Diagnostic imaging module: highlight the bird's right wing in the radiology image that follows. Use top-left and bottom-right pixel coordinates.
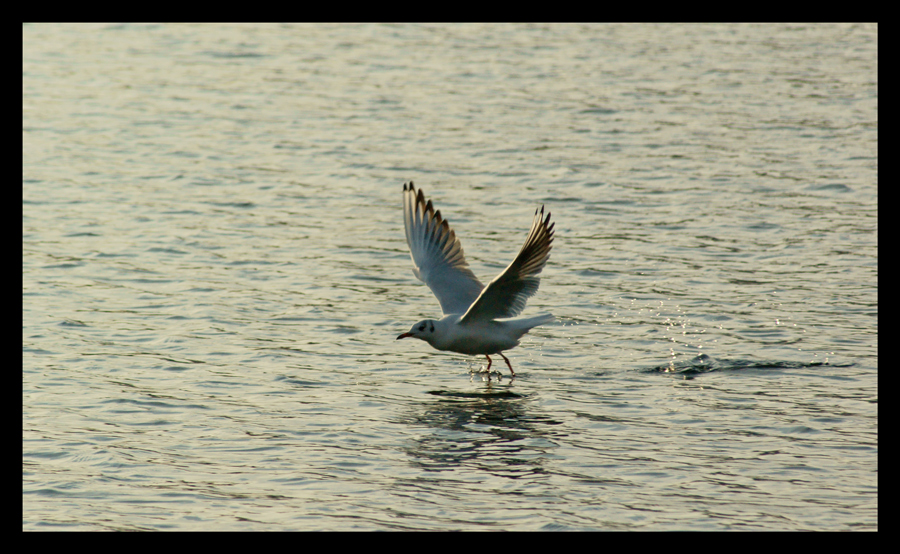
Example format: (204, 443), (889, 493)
(403, 182), (484, 315)
(458, 205), (554, 324)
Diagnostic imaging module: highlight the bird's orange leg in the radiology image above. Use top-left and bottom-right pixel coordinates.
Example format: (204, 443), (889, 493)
(485, 355), (493, 370)
(499, 352), (515, 376)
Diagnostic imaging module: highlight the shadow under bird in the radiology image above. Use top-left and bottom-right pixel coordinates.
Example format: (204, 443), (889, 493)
(396, 182), (555, 376)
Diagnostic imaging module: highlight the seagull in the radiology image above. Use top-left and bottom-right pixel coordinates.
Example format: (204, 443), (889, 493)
(396, 182), (555, 376)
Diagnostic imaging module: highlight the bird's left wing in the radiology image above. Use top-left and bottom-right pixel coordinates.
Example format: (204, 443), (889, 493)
(403, 182), (484, 315)
(458, 205), (554, 324)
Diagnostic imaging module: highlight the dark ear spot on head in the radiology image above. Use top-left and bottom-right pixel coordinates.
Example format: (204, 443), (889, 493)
(429, 322), (434, 333)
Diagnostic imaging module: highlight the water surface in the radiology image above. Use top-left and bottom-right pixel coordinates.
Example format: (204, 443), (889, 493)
(23, 23), (877, 530)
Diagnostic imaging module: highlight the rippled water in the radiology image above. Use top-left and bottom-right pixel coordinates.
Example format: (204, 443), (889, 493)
(23, 23), (877, 530)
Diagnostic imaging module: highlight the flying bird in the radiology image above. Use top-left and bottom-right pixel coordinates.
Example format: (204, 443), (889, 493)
(396, 182), (554, 376)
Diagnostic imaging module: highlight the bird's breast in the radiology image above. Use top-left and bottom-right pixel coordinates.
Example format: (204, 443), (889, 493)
(432, 321), (520, 355)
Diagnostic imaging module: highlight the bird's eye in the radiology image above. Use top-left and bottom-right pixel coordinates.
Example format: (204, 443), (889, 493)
(419, 324), (425, 331)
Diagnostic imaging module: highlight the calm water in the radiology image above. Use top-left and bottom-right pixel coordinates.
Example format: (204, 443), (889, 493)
(23, 23), (877, 530)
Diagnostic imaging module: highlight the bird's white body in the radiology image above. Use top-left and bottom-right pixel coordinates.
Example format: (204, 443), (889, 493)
(411, 313), (555, 356)
(396, 182), (555, 375)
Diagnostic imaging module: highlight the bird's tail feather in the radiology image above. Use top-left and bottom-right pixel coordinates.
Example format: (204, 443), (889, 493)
(507, 314), (554, 335)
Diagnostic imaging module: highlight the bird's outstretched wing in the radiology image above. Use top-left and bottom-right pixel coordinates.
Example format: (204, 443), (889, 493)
(458, 205), (554, 323)
(403, 182), (484, 315)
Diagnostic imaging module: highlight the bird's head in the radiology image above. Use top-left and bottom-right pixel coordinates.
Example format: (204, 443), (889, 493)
(397, 319), (437, 343)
